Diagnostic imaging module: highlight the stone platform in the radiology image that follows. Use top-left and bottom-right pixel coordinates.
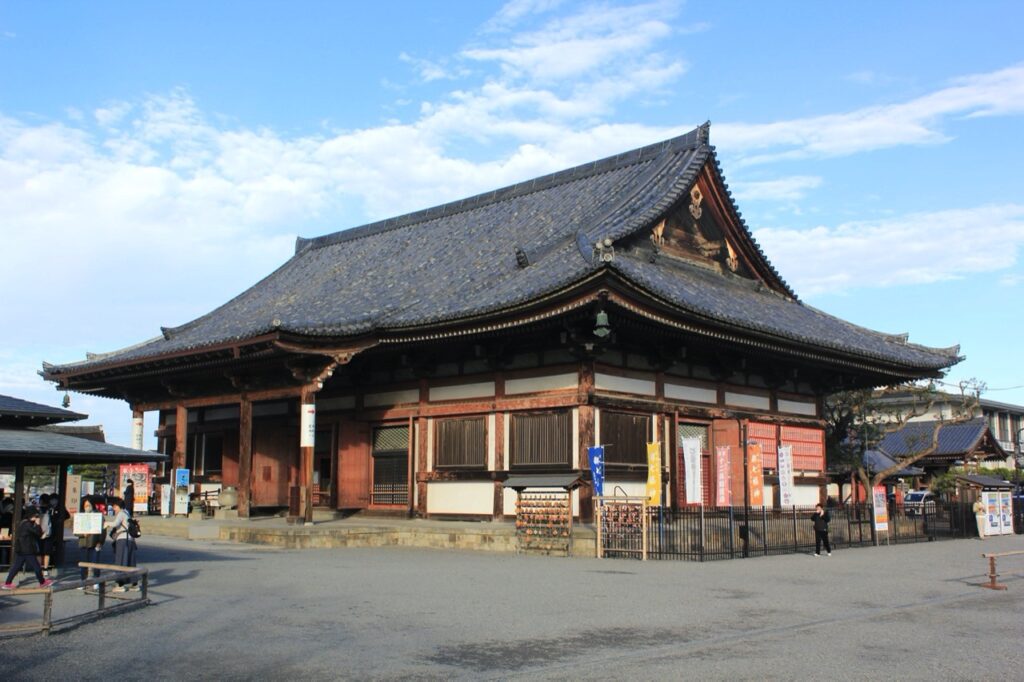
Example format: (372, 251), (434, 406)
(135, 513), (597, 557)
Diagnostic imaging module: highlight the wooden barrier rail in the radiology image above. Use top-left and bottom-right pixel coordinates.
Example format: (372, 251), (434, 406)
(980, 550), (1024, 591)
(0, 562), (148, 636)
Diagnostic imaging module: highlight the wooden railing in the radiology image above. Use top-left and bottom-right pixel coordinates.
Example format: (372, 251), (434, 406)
(0, 562), (149, 637)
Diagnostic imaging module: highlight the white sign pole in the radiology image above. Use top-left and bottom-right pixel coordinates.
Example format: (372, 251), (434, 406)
(300, 404), (316, 448)
(131, 414), (145, 451)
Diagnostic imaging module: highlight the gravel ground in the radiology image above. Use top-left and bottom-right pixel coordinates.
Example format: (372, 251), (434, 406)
(2, 533), (1022, 680)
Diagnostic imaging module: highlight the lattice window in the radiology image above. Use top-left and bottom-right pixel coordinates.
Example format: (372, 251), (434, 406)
(600, 411), (651, 465)
(780, 425), (824, 471)
(748, 422), (778, 469)
(372, 425), (409, 505)
(435, 417), (487, 468)
(510, 411), (572, 467)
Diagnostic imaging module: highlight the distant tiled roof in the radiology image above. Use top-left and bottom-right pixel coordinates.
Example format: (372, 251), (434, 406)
(0, 428), (168, 465)
(862, 449), (925, 476)
(37, 423), (106, 443)
(46, 124), (960, 377)
(0, 394), (86, 426)
(878, 419), (1006, 461)
(954, 474), (1012, 489)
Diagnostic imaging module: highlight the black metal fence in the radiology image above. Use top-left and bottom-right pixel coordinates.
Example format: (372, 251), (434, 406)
(634, 500), (1004, 561)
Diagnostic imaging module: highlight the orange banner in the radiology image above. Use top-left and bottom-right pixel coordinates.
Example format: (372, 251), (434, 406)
(646, 442), (662, 506)
(747, 442), (764, 506)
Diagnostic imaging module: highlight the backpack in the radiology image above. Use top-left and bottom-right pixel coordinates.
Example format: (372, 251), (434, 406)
(127, 517), (142, 539)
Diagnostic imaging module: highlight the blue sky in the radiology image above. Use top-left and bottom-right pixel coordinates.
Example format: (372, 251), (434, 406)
(2, 0), (1023, 447)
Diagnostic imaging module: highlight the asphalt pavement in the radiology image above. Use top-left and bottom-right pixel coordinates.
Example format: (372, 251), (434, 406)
(1, 533), (1022, 680)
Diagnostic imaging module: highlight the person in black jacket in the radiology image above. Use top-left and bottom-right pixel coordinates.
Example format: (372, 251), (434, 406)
(812, 503), (832, 557)
(2, 508), (54, 589)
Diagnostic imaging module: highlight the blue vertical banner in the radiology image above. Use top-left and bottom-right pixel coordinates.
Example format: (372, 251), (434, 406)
(589, 446), (605, 497)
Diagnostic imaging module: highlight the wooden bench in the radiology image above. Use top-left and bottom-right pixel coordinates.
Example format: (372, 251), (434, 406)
(980, 550), (1024, 590)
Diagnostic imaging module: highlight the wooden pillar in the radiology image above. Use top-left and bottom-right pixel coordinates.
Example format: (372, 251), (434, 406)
(416, 378), (429, 518)
(300, 386), (316, 524)
(578, 360), (595, 522)
(238, 396), (253, 518)
(174, 404), (187, 472)
(55, 464), (69, 566)
(11, 463), (25, 539)
(493, 372), (506, 521)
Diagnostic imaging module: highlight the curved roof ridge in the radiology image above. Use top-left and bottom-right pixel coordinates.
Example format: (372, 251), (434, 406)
(296, 125), (708, 254)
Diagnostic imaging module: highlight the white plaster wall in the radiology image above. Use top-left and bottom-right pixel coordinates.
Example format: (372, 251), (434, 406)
(724, 391), (770, 410)
(595, 372), (657, 396)
(429, 381), (495, 402)
(601, 480), (647, 498)
(664, 382), (716, 404)
(505, 372), (578, 394)
(793, 484), (821, 507)
(317, 396), (356, 411)
(502, 488), (580, 517)
(502, 413), (510, 471)
(365, 389), (419, 407)
(778, 398), (816, 416)
(762, 483), (774, 509)
(572, 407), (580, 466)
(426, 481), (494, 515)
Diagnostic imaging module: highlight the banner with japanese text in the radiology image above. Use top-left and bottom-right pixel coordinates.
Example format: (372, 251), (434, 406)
(746, 442), (764, 506)
(646, 442), (662, 506)
(777, 445), (795, 506)
(715, 446), (731, 506)
(589, 446), (605, 497)
(873, 485), (889, 531)
(682, 437), (702, 504)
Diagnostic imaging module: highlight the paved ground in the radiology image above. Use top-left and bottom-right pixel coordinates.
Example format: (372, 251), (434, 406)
(2, 534), (1022, 680)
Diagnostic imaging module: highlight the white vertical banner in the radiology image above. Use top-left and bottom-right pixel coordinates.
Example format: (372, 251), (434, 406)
(682, 437), (702, 504)
(300, 403), (316, 448)
(131, 415), (145, 450)
(160, 484), (172, 517)
(777, 445), (795, 506)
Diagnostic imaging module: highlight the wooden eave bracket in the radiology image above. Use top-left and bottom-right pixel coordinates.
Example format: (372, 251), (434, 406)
(274, 337), (379, 388)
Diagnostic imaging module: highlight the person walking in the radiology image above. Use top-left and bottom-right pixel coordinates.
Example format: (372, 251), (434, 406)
(103, 498), (137, 592)
(812, 503), (832, 557)
(973, 496), (987, 540)
(2, 508), (55, 589)
(78, 498), (105, 588)
(122, 478), (135, 518)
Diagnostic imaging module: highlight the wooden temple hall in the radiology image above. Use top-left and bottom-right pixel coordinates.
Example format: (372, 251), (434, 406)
(43, 124), (960, 522)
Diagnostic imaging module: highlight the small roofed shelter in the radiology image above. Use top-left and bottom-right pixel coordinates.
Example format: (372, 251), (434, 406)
(0, 393), (168, 547)
(42, 124), (961, 523)
(877, 418), (1007, 479)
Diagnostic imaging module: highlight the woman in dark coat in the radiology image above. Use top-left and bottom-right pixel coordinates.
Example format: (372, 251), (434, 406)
(2, 508), (54, 589)
(78, 498), (105, 585)
(812, 503), (832, 557)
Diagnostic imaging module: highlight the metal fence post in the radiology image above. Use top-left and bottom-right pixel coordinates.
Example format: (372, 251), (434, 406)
(793, 505), (799, 552)
(728, 506), (735, 560)
(762, 506), (768, 556)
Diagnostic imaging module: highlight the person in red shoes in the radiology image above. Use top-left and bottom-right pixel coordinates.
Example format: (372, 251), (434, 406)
(2, 508), (54, 589)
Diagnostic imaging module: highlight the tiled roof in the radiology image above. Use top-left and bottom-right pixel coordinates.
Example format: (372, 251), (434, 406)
(878, 419), (1006, 460)
(862, 449), (925, 476)
(46, 124), (960, 376)
(0, 394), (86, 425)
(0, 427), (168, 464)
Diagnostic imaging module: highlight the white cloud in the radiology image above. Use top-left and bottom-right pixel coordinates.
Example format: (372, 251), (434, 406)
(730, 176), (822, 202)
(754, 204), (1024, 297)
(482, 0), (566, 32)
(716, 63), (1024, 163)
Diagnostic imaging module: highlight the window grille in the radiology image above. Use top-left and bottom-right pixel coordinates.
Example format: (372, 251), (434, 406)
(510, 411), (572, 467)
(435, 418), (487, 468)
(372, 425), (409, 505)
(600, 411), (651, 465)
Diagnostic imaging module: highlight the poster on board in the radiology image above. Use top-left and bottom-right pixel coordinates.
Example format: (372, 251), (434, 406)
(73, 512), (103, 535)
(873, 485), (889, 531)
(119, 463), (151, 513)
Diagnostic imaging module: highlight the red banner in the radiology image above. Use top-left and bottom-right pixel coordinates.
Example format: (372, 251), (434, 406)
(747, 442), (765, 506)
(715, 446), (731, 506)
